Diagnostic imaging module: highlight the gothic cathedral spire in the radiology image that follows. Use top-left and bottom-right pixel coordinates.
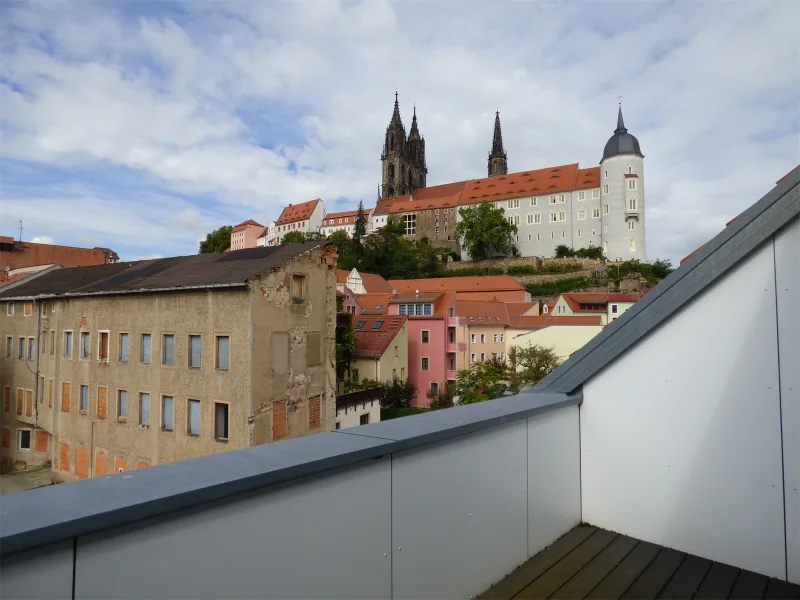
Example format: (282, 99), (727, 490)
(488, 111), (508, 176)
(381, 93), (426, 199)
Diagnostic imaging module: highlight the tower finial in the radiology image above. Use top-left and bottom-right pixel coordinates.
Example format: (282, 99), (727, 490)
(615, 104), (627, 133)
(488, 111), (508, 176)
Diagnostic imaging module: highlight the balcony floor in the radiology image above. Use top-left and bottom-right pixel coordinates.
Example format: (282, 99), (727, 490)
(479, 525), (800, 600)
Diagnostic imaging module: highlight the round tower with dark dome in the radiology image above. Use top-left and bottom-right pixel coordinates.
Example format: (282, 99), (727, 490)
(599, 103), (647, 262)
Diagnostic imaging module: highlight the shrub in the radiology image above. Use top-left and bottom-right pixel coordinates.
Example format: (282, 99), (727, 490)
(506, 265), (537, 276)
(487, 267), (504, 275)
(381, 406), (428, 420)
(525, 276), (594, 296)
(539, 262), (583, 274)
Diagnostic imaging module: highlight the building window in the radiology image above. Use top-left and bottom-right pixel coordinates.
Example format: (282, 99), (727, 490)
(577, 229), (582, 237)
(628, 220), (636, 230)
(77, 385), (88, 412)
(559, 210), (566, 222)
(471, 333), (476, 343)
(98, 331), (109, 362)
(421, 357), (429, 371)
(404, 214), (416, 235)
(216, 336), (230, 370)
(188, 400), (200, 435)
(399, 305), (406, 315)
(118, 390), (128, 419)
(604, 170), (608, 178)
(562, 231), (566, 239)
(5, 336), (11, 358)
(578, 210), (586, 220)
(480, 353), (485, 362)
(424, 304), (432, 316)
(534, 213), (541, 224)
(530, 198), (537, 207)
(480, 334), (486, 344)
(119, 333), (129, 362)
(551, 232), (554, 240)
(215, 402), (229, 440)
(50, 330), (54, 355)
(291, 274), (305, 300)
(630, 239), (636, 251)
(550, 195), (557, 204)
(189, 335), (201, 368)
(471, 353), (476, 363)
(78, 332), (88, 359)
(603, 241), (609, 253)
(628, 179), (637, 190)
(18, 429), (31, 450)
(41, 330), (47, 354)
(527, 214), (533, 224)
(360, 413), (370, 426)
(421, 330), (429, 344)
(593, 189), (600, 199)
(592, 229), (597, 236)
(162, 396), (174, 431)
(162, 334), (175, 365)
(604, 224), (609, 233)
(493, 333), (498, 343)
(23, 302), (32, 317)
(6, 302), (14, 316)
(629, 198), (637, 211)
(559, 194), (565, 203)
(603, 184), (609, 195)
(592, 207), (600, 219)
(500, 334), (505, 342)
(603, 204), (610, 215)
(27, 337), (35, 361)
(430, 381), (439, 395)
(335, 421), (341, 429)
(139, 393), (150, 426)
(611, 304), (619, 314)
(550, 212), (557, 223)
(578, 191), (586, 201)
(141, 334), (152, 364)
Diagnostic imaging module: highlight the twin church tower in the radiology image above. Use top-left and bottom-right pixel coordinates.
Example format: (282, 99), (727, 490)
(380, 93), (509, 199)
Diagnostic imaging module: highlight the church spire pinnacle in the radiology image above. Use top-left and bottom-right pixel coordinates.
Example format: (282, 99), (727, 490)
(615, 104), (627, 134)
(409, 105), (421, 140)
(488, 110), (508, 176)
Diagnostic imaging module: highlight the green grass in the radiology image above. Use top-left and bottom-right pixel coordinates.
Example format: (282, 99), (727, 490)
(381, 406), (428, 420)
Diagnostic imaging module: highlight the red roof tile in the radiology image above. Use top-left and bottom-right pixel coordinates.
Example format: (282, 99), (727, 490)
(355, 293), (391, 314)
(276, 199), (320, 226)
(352, 314), (407, 359)
(388, 275), (524, 294)
(505, 302), (538, 319)
(455, 300), (510, 325)
(232, 219), (263, 232)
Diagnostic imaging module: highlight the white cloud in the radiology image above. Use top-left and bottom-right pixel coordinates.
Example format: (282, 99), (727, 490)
(1, 0), (797, 264)
(31, 236), (55, 245)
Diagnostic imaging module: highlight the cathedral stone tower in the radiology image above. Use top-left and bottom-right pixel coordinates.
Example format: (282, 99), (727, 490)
(381, 93), (426, 199)
(488, 111), (508, 176)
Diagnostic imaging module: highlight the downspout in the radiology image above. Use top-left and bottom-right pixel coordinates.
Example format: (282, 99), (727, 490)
(34, 301), (41, 427)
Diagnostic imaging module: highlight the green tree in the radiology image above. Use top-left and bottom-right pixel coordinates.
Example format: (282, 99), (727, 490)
(507, 344), (562, 392)
(454, 360), (506, 405)
(199, 225), (233, 254)
(328, 230), (351, 253)
(378, 377), (417, 409)
(414, 237), (443, 278)
(302, 231), (326, 242)
(651, 258), (674, 279)
(554, 244), (575, 258)
(353, 200), (367, 240)
(281, 230), (305, 244)
(455, 202), (517, 260)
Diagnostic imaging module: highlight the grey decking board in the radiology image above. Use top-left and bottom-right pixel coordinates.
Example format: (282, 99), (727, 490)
(764, 578), (800, 599)
(585, 540), (662, 599)
(622, 548), (687, 600)
(693, 562), (740, 599)
(728, 569), (769, 600)
(515, 529), (618, 599)
(551, 535), (639, 599)
(657, 554), (712, 599)
(478, 526), (597, 600)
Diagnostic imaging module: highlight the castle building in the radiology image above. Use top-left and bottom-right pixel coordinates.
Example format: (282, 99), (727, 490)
(373, 97), (647, 262)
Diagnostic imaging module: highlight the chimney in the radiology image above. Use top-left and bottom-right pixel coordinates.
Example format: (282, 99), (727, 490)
(415, 290), (419, 299)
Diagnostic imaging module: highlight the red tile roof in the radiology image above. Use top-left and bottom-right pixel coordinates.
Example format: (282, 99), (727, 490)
(355, 293), (391, 314)
(232, 219), (263, 232)
(276, 199), (320, 226)
(322, 209), (373, 227)
(454, 300), (509, 325)
(352, 315), (407, 359)
(389, 275), (524, 294)
(0, 271), (35, 287)
(0, 240), (117, 271)
(558, 292), (641, 312)
(505, 302), (538, 319)
(373, 183), (463, 216)
(337, 269), (393, 293)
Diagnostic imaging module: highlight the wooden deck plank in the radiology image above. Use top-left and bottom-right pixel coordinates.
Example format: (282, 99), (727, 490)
(764, 578), (800, 599)
(622, 548), (686, 600)
(585, 540), (662, 600)
(516, 529), (618, 599)
(693, 562), (740, 599)
(728, 570), (769, 600)
(551, 535), (639, 599)
(478, 525), (597, 600)
(657, 554), (712, 599)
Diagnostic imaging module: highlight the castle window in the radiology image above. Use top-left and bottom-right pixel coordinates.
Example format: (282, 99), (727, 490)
(629, 198), (637, 211)
(603, 184), (609, 194)
(593, 189), (600, 199)
(628, 180), (637, 190)
(604, 204), (610, 215)
(630, 239), (636, 251)
(578, 191), (586, 201)
(404, 214), (416, 235)
(628, 220), (636, 230)
(530, 197), (537, 206)
(593, 207), (600, 219)
(578, 210), (586, 220)
(388, 164), (395, 179)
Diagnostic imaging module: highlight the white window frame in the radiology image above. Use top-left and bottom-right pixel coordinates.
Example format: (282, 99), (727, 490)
(18, 428), (32, 451)
(603, 184), (609, 195)
(578, 210), (586, 220)
(578, 191), (586, 201)
(628, 179), (637, 190)
(6, 303), (14, 316)
(421, 330), (430, 344)
(421, 357), (429, 372)
(629, 198), (638, 211)
(480, 333), (486, 344)
(592, 189), (600, 199)
(628, 220), (636, 230)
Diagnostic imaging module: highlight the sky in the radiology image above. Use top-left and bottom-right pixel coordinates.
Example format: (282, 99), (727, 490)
(1, 0), (798, 264)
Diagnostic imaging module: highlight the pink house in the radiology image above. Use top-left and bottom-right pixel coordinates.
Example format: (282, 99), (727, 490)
(230, 220), (264, 250)
(387, 291), (455, 407)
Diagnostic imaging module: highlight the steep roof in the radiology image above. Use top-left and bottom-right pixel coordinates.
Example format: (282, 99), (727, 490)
(373, 183), (464, 216)
(352, 314), (407, 359)
(536, 166), (799, 394)
(505, 302), (538, 319)
(389, 275), (524, 294)
(336, 269), (393, 293)
(0, 243), (329, 301)
(461, 164), (581, 204)
(322, 210), (361, 226)
(354, 293), (391, 314)
(232, 219), (263, 232)
(454, 300), (509, 325)
(275, 199), (320, 226)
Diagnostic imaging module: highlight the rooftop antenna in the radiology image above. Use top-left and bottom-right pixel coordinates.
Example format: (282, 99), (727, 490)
(617, 96), (623, 105)
(18, 220), (23, 242)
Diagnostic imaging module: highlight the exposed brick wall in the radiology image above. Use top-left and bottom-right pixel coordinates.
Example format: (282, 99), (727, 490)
(2, 427), (9, 448)
(48, 380), (53, 407)
(35, 431), (48, 452)
(16, 389), (23, 414)
(61, 382), (71, 412)
(59, 441), (70, 472)
(76, 446), (89, 479)
(25, 390), (32, 417)
(97, 386), (108, 419)
(3, 387), (9, 412)
(309, 395), (321, 429)
(272, 400), (287, 439)
(95, 451), (107, 476)
(136, 460), (149, 470)
(114, 456), (127, 472)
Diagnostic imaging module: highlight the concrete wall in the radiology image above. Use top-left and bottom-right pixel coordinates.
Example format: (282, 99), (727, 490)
(600, 155), (647, 262)
(335, 398), (380, 429)
(511, 325), (604, 362)
(581, 230), (792, 581)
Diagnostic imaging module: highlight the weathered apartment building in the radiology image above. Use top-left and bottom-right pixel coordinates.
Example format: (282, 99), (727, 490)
(0, 243), (337, 480)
